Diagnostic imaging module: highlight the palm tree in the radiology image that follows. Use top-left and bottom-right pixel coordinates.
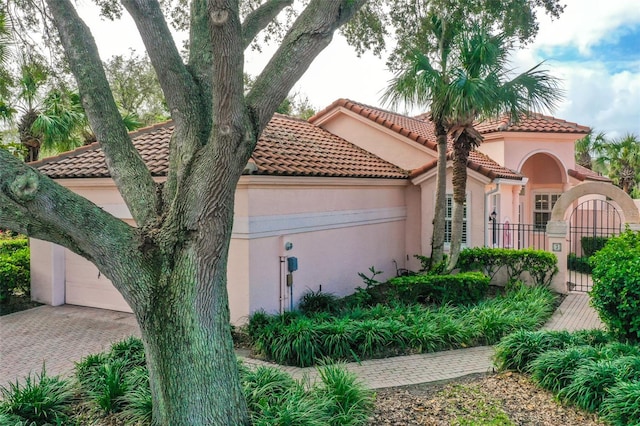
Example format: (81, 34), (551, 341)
(384, 21), (561, 269)
(575, 130), (606, 169)
(444, 27), (562, 267)
(0, 11), (14, 125)
(593, 133), (640, 195)
(382, 13), (462, 266)
(13, 58), (141, 161)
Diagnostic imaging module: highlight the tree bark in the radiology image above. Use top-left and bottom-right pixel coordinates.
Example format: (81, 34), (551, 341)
(431, 121), (447, 265)
(137, 183), (249, 424)
(448, 134), (471, 270)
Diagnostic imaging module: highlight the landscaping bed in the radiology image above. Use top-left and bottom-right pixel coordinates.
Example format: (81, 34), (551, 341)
(248, 284), (557, 367)
(370, 372), (605, 425)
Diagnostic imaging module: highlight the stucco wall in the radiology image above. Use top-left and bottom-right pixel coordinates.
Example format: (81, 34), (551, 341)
(416, 168), (491, 256)
(316, 112), (436, 170)
(31, 176), (410, 324)
(244, 219), (406, 319)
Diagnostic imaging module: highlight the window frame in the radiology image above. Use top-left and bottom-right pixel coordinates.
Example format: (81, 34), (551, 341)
(444, 193), (469, 247)
(532, 191), (561, 231)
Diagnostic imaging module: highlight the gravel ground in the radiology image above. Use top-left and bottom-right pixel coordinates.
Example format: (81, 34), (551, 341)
(370, 372), (605, 425)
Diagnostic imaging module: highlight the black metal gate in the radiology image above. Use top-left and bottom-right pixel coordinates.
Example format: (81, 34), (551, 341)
(567, 199), (621, 292)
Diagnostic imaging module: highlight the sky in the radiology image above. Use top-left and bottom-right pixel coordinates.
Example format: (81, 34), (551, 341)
(77, 0), (640, 139)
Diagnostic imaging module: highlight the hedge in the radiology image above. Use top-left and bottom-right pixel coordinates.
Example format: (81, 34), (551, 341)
(456, 247), (558, 286)
(388, 271), (489, 305)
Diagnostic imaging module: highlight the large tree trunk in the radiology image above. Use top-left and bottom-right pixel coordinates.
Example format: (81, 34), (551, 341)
(8, 2), (366, 425)
(431, 121), (448, 266)
(138, 259), (249, 425)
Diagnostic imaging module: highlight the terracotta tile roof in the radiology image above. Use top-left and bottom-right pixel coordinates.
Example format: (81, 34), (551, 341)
(310, 99), (439, 150)
(33, 121), (172, 178)
(569, 164), (612, 183)
(474, 113), (591, 134)
(32, 115), (408, 180)
(312, 99), (524, 181)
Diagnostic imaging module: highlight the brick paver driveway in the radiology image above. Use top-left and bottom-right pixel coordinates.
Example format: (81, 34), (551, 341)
(0, 305), (140, 385)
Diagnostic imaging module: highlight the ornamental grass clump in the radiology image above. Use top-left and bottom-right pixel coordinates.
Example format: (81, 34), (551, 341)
(601, 380), (640, 425)
(0, 366), (73, 425)
(75, 336), (146, 416)
(559, 359), (623, 412)
(493, 329), (576, 372)
(530, 346), (600, 393)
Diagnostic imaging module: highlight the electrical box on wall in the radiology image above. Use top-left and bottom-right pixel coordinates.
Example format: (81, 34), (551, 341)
(287, 257), (298, 272)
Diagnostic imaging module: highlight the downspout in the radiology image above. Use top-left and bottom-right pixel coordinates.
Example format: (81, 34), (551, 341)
(279, 256), (287, 313)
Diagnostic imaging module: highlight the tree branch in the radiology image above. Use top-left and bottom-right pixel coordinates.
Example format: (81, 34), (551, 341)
(246, 0), (366, 132)
(121, 0), (208, 203)
(241, 0), (293, 49)
(0, 149), (151, 307)
(44, 0), (159, 228)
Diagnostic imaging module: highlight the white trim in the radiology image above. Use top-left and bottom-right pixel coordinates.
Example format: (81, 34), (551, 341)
(232, 207), (407, 239)
(443, 193), (470, 248)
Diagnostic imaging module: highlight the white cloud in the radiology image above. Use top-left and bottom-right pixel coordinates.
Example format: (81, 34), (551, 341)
(533, 0), (640, 55)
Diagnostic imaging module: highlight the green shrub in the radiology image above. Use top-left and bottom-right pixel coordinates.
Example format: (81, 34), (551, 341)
(0, 242), (30, 303)
(590, 230), (640, 341)
(530, 346), (599, 393)
(581, 236), (609, 257)
(0, 367), (73, 425)
(457, 247), (558, 286)
(567, 253), (592, 273)
(601, 380), (640, 425)
(298, 289), (340, 315)
(388, 272), (489, 305)
(0, 238), (28, 255)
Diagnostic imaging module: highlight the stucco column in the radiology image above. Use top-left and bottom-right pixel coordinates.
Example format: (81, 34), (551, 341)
(30, 239), (65, 306)
(546, 220), (568, 294)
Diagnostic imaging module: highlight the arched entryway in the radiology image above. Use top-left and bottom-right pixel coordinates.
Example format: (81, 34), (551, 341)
(546, 182), (640, 294)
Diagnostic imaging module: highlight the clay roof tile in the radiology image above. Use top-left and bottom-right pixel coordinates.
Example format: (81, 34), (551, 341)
(33, 115), (408, 180)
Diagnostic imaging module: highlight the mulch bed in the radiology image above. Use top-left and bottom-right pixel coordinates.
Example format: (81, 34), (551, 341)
(370, 372), (604, 425)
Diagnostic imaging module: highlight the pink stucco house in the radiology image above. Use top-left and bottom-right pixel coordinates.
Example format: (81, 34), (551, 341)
(29, 99), (616, 323)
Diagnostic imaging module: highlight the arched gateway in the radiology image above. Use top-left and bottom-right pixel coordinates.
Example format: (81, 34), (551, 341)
(546, 182), (640, 293)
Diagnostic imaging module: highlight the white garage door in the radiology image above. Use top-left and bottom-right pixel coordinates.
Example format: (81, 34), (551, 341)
(65, 250), (132, 313)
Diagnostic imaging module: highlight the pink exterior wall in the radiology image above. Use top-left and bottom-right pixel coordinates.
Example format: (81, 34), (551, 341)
(244, 219), (406, 318)
(413, 167), (492, 256)
(31, 176), (410, 324)
(315, 110), (436, 170)
(233, 176), (409, 322)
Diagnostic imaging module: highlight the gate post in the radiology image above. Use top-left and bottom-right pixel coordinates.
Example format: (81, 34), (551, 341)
(546, 220), (568, 294)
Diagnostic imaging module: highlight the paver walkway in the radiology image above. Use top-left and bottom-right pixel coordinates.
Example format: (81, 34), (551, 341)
(0, 292), (603, 388)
